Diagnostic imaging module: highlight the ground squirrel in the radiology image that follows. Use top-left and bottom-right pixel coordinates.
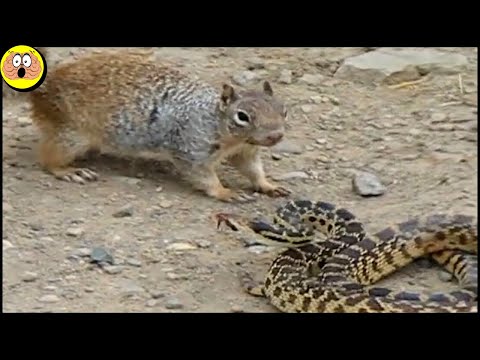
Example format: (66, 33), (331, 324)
(27, 49), (291, 202)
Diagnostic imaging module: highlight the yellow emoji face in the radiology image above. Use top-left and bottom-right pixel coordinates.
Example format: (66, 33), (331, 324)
(1, 45), (47, 92)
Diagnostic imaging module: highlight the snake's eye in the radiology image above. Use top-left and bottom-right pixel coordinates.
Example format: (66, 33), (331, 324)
(233, 110), (250, 127)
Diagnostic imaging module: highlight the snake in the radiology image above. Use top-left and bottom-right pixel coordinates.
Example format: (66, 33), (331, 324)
(215, 200), (478, 313)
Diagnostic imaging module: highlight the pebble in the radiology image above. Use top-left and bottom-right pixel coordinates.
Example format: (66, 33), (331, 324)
(3, 240), (14, 251)
(299, 73), (325, 86)
(317, 155), (330, 163)
(3, 202), (13, 212)
(90, 247), (114, 265)
(271, 140), (303, 154)
(150, 290), (165, 299)
(247, 245), (270, 254)
(274, 171), (309, 181)
(195, 239), (212, 248)
(352, 171), (385, 197)
(18, 116), (32, 127)
(159, 200), (173, 209)
(65, 227), (84, 237)
(166, 242), (197, 251)
(156, 186), (163, 192)
(43, 285), (57, 291)
(84, 287), (95, 293)
(22, 271), (39, 282)
(278, 69), (293, 84)
(232, 71), (259, 86)
(126, 258), (142, 267)
(146, 299), (157, 307)
(300, 105), (314, 114)
(38, 294), (60, 303)
(430, 112), (448, 123)
(103, 265), (123, 274)
(316, 138), (327, 145)
(310, 95), (324, 104)
(166, 273), (188, 280)
(164, 297), (184, 309)
(246, 57), (265, 70)
(113, 204), (134, 218)
(120, 281), (145, 296)
(271, 153), (282, 161)
(438, 271), (453, 282)
(230, 305), (244, 313)
(72, 248), (92, 257)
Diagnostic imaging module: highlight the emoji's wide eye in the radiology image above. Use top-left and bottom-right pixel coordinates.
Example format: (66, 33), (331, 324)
(22, 54), (32, 68)
(13, 54), (21, 68)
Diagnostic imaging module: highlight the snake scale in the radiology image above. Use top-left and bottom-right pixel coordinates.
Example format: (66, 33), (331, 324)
(215, 200), (478, 313)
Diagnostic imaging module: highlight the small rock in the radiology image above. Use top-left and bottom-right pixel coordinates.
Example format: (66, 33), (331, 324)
(156, 186), (163, 192)
(166, 273), (188, 280)
(271, 140), (303, 154)
(22, 271), (39, 282)
(278, 69), (293, 84)
(159, 200), (173, 209)
(230, 305), (244, 313)
(146, 299), (157, 307)
(430, 112), (448, 123)
(65, 227), (84, 237)
(164, 297), (184, 309)
(18, 116), (32, 127)
(3, 202), (13, 212)
(310, 95), (324, 104)
(274, 171), (309, 181)
(352, 171), (385, 197)
(150, 290), (165, 299)
(328, 96), (340, 105)
(84, 287), (95, 293)
(316, 138), (327, 145)
(114, 176), (142, 185)
(335, 48), (468, 84)
(195, 239), (212, 248)
(113, 204), (134, 218)
(271, 153), (282, 161)
(166, 242), (197, 251)
(3, 240), (14, 251)
(72, 248), (92, 257)
(246, 57), (265, 70)
(317, 155), (329, 163)
(90, 247), (114, 265)
(38, 294), (60, 303)
(438, 271), (453, 282)
(120, 281), (145, 296)
(301, 105), (314, 113)
(103, 265), (123, 274)
(232, 71), (259, 86)
(299, 73), (325, 86)
(248, 245), (270, 254)
(126, 258), (142, 267)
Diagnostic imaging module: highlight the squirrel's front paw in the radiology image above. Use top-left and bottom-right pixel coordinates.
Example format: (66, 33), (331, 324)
(255, 182), (292, 198)
(209, 187), (256, 203)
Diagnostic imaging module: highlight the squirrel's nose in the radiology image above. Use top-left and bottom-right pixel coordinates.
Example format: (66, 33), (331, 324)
(266, 132), (283, 144)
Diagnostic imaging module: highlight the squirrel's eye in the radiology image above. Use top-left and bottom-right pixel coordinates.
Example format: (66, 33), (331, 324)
(234, 111), (250, 127)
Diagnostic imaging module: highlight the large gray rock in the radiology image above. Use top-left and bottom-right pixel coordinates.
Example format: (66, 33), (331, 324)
(335, 48), (468, 84)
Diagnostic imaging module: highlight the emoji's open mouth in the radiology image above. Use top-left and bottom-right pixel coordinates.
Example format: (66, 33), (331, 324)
(17, 68), (26, 78)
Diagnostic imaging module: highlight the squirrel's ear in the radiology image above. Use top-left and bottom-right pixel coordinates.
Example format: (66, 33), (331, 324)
(220, 84), (236, 110)
(263, 81), (273, 96)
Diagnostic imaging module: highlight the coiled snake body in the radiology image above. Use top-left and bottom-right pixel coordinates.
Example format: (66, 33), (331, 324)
(216, 200), (478, 313)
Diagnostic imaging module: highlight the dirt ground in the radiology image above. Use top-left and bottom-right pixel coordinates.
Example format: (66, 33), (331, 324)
(2, 47), (477, 313)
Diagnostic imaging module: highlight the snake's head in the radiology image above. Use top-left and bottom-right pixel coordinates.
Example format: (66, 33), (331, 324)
(214, 212), (249, 232)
